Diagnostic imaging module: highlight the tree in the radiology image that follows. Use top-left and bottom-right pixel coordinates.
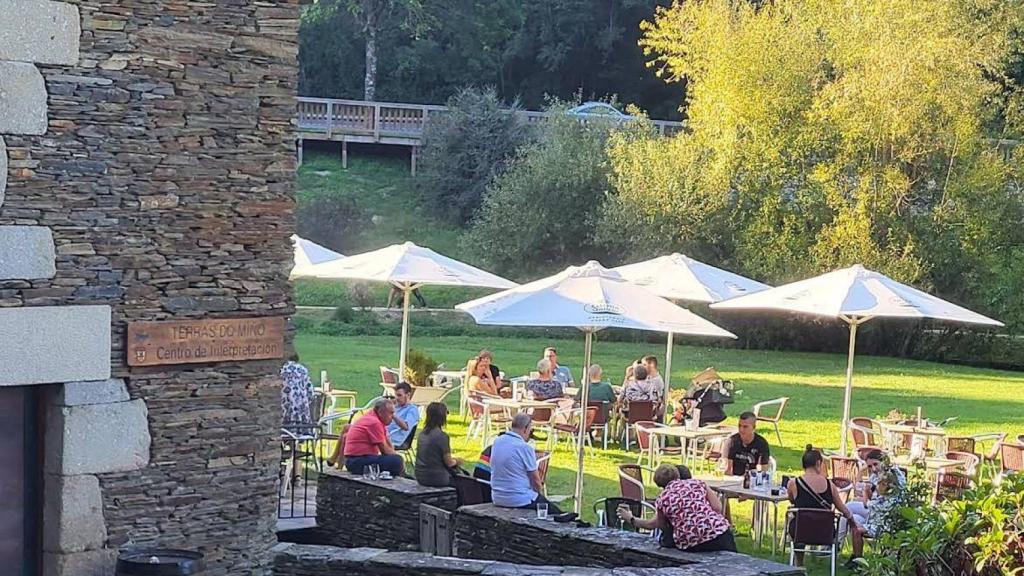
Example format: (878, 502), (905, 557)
(462, 105), (618, 278)
(342, 0), (427, 100)
(417, 87), (532, 223)
(603, 0), (1024, 329)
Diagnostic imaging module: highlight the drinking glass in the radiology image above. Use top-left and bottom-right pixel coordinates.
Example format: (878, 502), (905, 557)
(596, 509), (606, 527)
(536, 503), (548, 520)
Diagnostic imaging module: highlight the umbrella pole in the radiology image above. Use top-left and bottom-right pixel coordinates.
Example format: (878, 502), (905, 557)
(399, 283), (411, 378)
(840, 318), (860, 454)
(574, 329), (594, 515)
(664, 331), (674, 422)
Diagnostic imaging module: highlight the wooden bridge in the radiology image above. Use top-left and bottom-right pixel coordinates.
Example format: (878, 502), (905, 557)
(296, 97), (686, 174)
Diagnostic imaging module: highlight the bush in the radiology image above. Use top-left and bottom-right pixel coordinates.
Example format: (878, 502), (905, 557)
(296, 193), (365, 254)
(418, 87), (532, 223)
(330, 289), (354, 323)
(403, 349), (440, 387)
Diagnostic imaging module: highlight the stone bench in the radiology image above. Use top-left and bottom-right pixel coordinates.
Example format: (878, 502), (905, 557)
(452, 504), (801, 576)
(273, 543), (798, 576)
(315, 469), (458, 550)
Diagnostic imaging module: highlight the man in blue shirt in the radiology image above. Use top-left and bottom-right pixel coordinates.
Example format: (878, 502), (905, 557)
(388, 382), (420, 447)
(544, 347), (574, 386)
(489, 413), (562, 513)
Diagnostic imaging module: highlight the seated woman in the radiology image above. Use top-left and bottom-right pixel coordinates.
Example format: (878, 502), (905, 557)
(787, 445), (863, 567)
(617, 464), (736, 553)
(415, 402), (463, 487)
(466, 357), (500, 396)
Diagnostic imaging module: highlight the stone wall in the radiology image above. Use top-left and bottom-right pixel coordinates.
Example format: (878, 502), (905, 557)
(452, 505), (801, 576)
(0, 1), (300, 574)
(316, 470), (459, 550)
(272, 543), (779, 576)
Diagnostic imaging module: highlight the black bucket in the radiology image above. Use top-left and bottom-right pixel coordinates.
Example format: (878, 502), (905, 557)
(115, 549), (204, 575)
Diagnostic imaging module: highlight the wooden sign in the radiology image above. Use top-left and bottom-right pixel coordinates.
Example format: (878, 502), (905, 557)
(127, 317), (285, 367)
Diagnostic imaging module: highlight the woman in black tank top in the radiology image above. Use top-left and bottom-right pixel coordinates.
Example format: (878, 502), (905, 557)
(786, 445), (862, 566)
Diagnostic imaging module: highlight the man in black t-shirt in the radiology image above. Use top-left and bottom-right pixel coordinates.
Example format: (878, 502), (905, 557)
(725, 411), (771, 477)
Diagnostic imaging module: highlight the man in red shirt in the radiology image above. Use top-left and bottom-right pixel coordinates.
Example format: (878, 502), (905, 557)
(343, 398), (405, 477)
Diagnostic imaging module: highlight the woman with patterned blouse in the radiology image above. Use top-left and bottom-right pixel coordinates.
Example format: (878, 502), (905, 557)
(617, 464), (736, 553)
(281, 357), (314, 429)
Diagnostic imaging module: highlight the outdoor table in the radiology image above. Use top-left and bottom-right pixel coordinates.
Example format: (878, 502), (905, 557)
(892, 455), (965, 472)
(705, 478), (789, 555)
(480, 397), (557, 447)
(646, 426), (732, 470)
(320, 388), (358, 437)
(564, 386), (580, 397)
(878, 422), (947, 455)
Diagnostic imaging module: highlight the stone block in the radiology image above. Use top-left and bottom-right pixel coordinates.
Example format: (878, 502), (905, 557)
(55, 379), (129, 406)
(0, 62), (48, 135)
(43, 474), (106, 553)
(43, 548), (117, 576)
(0, 305), (111, 386)
(0, 225), (56, 279)
(0, 0), (81, 65)
(47, 399), (151, 475)
(0, 136), (6, 206)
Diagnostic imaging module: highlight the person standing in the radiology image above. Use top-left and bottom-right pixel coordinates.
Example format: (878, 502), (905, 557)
(387, 285), (427, 308)
(724, 412), (771, 477)
(280, 356), (314, 430)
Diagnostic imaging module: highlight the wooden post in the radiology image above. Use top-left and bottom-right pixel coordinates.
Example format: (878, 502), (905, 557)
(326, 101), (334, 139)
(410, 145), (417, 176)
(341, 140), (348, 170)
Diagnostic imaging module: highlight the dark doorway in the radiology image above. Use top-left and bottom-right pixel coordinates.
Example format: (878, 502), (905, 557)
(0, 387), (41, 575)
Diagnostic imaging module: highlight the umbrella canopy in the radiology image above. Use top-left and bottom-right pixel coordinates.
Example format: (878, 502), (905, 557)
(614, 253), (770, 394)
(309, 241), (517, 374)
(290, 235), (345, 279)
(711, 264), (1002, 452)
(458, 260), (735, 513)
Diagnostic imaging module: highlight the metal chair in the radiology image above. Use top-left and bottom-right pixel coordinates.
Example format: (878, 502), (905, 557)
(946, 436), (977, 456)
(752, 397), (789, 446)
(535, 450), (573, 507)
(593, 497), (658, 534)
(785, 508), (841, 576)
(465, 395), (511, 440)
(618, 463), (655, 503)
(973, 433), (1007, 478)
(634, 421), (675, 467)
(553, 406), (598, 454)
(396, 425), (418, 470)
(588, 401), (610, 450)
(934, 471), (972, 503)
(622, 400), (657, 451)
(999, 442), (1024, 474)
(944, 450), (980, 478)
(529, 405), (557, 448)
(828, 455), (862, 501)
(380, 366), (400, 384)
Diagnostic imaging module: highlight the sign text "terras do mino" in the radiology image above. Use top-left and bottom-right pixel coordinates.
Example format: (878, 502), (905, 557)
(127, 317), (285, 367)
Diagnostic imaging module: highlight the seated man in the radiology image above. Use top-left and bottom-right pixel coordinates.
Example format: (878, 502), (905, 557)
(490, 413), (562, 514)
(527, 358), (564, 401)
(725, 411), (771, 477)
(343, 398), (405, 477)
(544, 347), (574, 386)
(388, 381), (420, 448)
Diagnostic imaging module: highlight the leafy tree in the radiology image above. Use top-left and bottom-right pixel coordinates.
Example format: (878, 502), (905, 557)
(462, 105), (619, 278)
(603, 0), (1024, 330)
(417, 87), (533, 224)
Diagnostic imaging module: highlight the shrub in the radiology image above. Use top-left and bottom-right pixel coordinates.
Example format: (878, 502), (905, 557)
(418, 86), (532, 223)
(296, 193), (365, 254)
(403, 348), (440, 387)
(330, 289), (354, 323)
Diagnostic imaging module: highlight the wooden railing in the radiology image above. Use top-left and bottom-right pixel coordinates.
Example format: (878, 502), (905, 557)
(296, 97), (687, 142)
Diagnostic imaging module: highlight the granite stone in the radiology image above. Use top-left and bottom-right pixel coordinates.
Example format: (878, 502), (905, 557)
(0, 305), (111, 386)
(55, 378), (130, 407)
(0, 0), (81, 65)
(47, 399), (151, 475)
(43, 474), (107, 553)
(0, 225), (55, 279)
(42, 548), (117, 576)
(0, 61), (48, 135)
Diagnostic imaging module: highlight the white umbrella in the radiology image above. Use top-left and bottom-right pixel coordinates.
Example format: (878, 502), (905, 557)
(710, 264), (1003, 452)
(457, 260), (736, 513)
(614, 253), (770, 398)
(309, 241), (517, 375)
(290, 235), (345, 279)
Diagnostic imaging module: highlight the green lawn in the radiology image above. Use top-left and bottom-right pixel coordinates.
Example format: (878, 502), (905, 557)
(296, 331), (1024, 573)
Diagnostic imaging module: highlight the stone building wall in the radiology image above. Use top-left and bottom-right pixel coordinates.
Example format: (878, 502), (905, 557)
(0, 1), (300, 575)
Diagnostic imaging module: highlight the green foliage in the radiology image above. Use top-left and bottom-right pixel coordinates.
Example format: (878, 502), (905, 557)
(298, 0), (683, 118)
(862, 474), (1024, 576)
(403, 348), (439, 386)
(418, 87), (533, 223)
(462, 104), (620, 278)
(296, 193), (366, 254)
(601, 0), (1024, 331)
(329, 289), (355, 323)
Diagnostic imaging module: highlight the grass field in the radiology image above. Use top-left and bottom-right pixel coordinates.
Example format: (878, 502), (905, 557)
(296, 330), (1024, 572)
